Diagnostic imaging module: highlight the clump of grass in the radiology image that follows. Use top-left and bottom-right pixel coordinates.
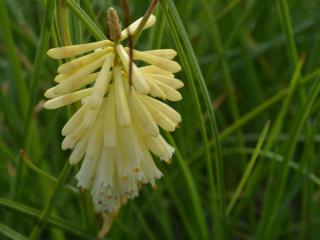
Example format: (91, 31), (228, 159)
(0, 0), (320, 239)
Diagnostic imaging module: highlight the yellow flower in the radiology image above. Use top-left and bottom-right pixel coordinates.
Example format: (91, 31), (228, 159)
(44, 14), (183, 213)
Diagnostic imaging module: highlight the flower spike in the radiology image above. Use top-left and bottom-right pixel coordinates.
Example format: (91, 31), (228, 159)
(44, 12), (183, 214)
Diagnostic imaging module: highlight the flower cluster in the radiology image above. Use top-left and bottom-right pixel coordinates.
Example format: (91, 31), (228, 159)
(44, 14), (183, 213)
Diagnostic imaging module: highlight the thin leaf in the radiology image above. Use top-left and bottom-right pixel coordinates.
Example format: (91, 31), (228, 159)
(227, 121), (270, 215)
(67, 0), (105, 41)
(0, 198), (93, 239)
(0, 223), (28, 240)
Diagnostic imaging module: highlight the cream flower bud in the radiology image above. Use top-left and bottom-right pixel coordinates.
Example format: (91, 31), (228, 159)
(145, 135), (175, 162)
(88, 53), (114, 109)
(132, 49), (181, 73)
(142, 95), (181, 125)
(44, 88), (93, 109)
(62, 104), (88, 136)
(69, 131), (90, 165)
(129, 91), (159, 137)
(126, 48), (177, 59)
(103, 87), (116, 148)
(57, 47), (113, 74)
(144, 74), (184, 89)
(140, 65), (174, 77)
(62, 126), (86, 150)
(53, 54), (108, 95)
(114, 66), (131, 127)
(47, 40), (113, 59)
(147, 79), (167, 100)
(120, 14), (156, 41)
(116, 44), (150, 94)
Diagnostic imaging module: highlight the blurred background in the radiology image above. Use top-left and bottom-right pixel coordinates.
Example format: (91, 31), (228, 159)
(1, 0), (320, 239)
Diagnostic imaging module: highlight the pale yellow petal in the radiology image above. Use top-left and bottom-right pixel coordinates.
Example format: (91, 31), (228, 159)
(45, 73), (99, 99)
(120, 15), (156, 41)
(62, 104), (88, 136)
(145, 135), (174, 162)
(54, 73), (69, 83)
(139, 66), (173, 77)
(132, 49), (181, 73)
(104, 87), (116, 148)
(145, 73), (184, 89)
(150, 79), (182, 101)
(86, 110), (104, 159)
(62, 126), (86, 150)
(44, 87), (59, 99)
(113, 126), (131, 178)
(44, 88), (93, 109)
(47, 40), (113, 59)
(69, 132), (90, 165)
(142, 95), (181, 125)
(57, 47), (113, 74)
(88, 53), (114, 109)
(93, 147), (115, 189)
(139, 148), (163, 187)
(129, 91), (159, 137)
(114, 66), (131, 127)
(120, 126), (143, 166)
(127, 48), (177, 59)
(82, 108), (99, 129)
(147, 79), (166, 100)
(116, 44), (150, 94)
(75, 155), (100, 189)
(140, 96), (176, 131)
(55, 72), (98, 84)
(54, 54), (108, 95)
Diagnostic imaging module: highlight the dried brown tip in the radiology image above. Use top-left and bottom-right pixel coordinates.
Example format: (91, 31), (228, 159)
(166, 159), (172, 165)
(107, 8), (121, 41)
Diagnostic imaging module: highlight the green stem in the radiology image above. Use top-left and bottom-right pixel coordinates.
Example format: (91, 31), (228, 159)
(57, 0), (72, 45)
(132, 0), (158, 46)
(160, 1), (226, 238)
(260, 77), (320, 239)
(0, 0), (29, 117)
(67, 0), (105, 41)
(0, 198), (93, 239)
(29, 162), (71, 239)
(160, 2), (212, 239)
(23, 0), (56, 145)
(164, 132), (209, 240)
(220, 67), (318, 140)
(277, 0), (299, 65)
(227, 121), (270, 215)
(0, 223), (28, 240)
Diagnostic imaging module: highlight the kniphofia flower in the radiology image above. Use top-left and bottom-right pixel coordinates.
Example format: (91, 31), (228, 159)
(44, 13), (183, 213)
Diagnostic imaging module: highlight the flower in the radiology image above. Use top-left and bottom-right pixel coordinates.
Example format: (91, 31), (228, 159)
(44, 13), (183, 213)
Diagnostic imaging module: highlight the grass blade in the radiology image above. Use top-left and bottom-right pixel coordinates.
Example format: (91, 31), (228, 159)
(29, 162), (71, 239)
(23, 0), (56, 143)
(0, 223), (28, 240)
(67, 0), (105, 41)
(0, 197), (93, 239)
(227, 121), (270, 215)
(164, 132), (208, 240)
(258, 77), (320, 239)
(160, 1), (226, 238)
(0, 0), (29, 116)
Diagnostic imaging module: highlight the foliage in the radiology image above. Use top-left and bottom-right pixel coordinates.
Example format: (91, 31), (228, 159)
(0, 0), (320, 239)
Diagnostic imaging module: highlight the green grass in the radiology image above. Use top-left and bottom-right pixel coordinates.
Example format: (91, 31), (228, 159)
(1, 0), (320, 239)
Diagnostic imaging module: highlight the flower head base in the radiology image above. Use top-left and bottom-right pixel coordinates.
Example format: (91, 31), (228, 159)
(44, 14), (183, 213)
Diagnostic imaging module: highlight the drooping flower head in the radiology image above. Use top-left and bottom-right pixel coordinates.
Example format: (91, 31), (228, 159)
(44, 9), (183, 213)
